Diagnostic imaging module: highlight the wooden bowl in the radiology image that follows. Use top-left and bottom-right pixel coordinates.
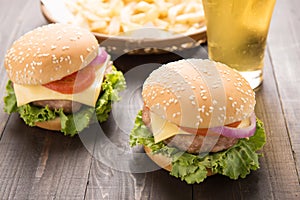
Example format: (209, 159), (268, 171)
(40, 0), (207, 54)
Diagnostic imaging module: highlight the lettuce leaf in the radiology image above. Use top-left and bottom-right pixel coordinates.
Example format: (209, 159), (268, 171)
(3, 66), (126, 136)
(130, 110), (266, 184)
(60, 107), (96, 136)
(4, 80), (18, 114)
(95, 66), (126, 122)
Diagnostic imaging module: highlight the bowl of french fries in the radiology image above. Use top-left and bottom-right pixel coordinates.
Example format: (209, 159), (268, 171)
(41, 0), (206, 54)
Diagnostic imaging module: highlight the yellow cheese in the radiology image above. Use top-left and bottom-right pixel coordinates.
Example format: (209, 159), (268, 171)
(150, 112), (191, 143)
(151, 112), (251, 143)
(14, 56), (110, 107)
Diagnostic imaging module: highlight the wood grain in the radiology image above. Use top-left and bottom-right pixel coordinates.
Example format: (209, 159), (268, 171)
(84, 118), (193, 200)
(268, 0), (300, 183)
(86, 159), (193, 200)
(0, 114), (92, 199)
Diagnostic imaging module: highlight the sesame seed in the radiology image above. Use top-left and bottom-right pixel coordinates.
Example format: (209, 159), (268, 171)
(62, 46), (70, 51)
(37, 53), (50, 57)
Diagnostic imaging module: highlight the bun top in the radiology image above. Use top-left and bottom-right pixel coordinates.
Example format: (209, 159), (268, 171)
(4, 23), (99, 85)
(142, 59), (256, 129)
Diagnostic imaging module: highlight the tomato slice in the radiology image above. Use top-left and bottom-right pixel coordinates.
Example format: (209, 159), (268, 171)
(179, 121), (241, 136)
(43, 65), (96, 94)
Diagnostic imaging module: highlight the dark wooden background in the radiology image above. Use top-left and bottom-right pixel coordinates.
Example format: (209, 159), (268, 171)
(0, 0), (299, 199)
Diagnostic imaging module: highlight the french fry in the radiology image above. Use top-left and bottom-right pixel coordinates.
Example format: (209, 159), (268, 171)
(64, 0), (205, 35)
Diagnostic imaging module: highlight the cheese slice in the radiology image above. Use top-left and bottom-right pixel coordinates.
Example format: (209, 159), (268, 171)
(150, 112), (191, 143)
(151, 111), (251, 143)
(14, 56), (110, 107)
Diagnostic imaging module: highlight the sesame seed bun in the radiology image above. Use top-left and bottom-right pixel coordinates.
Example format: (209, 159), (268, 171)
(144, 146), (214, 176)
(35, 117), (61, 131)
(4, 23), (99, 85)
(142, 59), (256, 129)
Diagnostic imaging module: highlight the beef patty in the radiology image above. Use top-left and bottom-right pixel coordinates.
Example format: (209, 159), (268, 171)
(142, 106), (238, 154)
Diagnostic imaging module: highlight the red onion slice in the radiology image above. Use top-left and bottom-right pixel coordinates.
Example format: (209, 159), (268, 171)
(89, 47), (108, 67)
(210, 112), (256, 138)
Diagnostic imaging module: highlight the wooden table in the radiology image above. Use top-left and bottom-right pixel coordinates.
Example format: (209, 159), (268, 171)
(0, 0), (299, 199)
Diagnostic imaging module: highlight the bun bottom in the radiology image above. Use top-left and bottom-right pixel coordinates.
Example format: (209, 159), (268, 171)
(35, 117), (61, 131)
(144, 146), (214, 176)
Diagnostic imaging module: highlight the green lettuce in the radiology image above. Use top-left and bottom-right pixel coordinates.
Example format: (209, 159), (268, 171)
(95, 66), (126, 122)
(3, 66), (126, 136)
(130, 111), (266, 184)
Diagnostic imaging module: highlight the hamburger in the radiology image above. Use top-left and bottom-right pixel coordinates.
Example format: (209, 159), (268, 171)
(3, 23), (126, 136)
(130, 59), (266, 184)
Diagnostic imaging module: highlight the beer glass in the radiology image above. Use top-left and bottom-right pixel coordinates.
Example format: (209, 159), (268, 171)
(202, 0), (276, 89)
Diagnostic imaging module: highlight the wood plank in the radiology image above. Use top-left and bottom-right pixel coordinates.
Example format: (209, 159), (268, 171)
(0, 0), (47, 136)
(84, 114), (193, 200)
(267, 0), (300, 183)
(253, 51), (299, 198)
(0, 114), (93, 199)
(86, 158), (193, 200)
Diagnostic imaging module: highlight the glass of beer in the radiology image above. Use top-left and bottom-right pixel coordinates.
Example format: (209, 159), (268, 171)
(202, 0), (276, 89)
